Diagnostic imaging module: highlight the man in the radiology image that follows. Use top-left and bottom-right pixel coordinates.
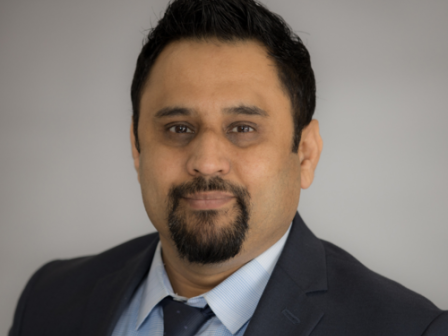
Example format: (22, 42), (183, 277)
(9, 0), (448, 335)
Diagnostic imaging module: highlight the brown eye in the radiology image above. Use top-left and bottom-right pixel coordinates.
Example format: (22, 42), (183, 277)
(169, 125), (194, 133)
(230, 125), (255, 133)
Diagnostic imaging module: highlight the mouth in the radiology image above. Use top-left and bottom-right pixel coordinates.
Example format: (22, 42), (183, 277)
(182, 191), (235, 210)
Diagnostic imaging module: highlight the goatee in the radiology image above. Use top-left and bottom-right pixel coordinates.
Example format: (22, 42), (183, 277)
(167, 176), (250, 264)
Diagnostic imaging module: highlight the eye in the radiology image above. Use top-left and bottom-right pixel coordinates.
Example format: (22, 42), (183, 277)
(168, 125), (194, 134)
(230, 125), (255, 133)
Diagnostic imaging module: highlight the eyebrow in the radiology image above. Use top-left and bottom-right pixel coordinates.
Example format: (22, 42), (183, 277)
(154, 107), (191, 118)
(153, 105), (269, 118)
(223, 105), (269, 117)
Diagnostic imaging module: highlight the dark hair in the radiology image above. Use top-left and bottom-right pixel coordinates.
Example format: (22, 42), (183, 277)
(131, 0), (316, 153)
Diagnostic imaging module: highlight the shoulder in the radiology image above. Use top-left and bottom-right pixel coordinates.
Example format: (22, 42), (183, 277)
(9, 233), (159, 335)
(316, 239), (446, 335)
(34, 232), (159, 285)
(321, 239), (437, 309)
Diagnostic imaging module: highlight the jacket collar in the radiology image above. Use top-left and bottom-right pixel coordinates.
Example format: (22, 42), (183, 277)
(244, 212), (327, 336)
(79, 234), (159, 336)
(79, 212), (327, 336)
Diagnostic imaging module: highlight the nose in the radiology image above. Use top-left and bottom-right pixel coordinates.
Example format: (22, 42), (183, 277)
(186, 129), (231, 177)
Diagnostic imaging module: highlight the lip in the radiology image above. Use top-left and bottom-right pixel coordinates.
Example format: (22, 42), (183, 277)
(183, 191), (235, 210)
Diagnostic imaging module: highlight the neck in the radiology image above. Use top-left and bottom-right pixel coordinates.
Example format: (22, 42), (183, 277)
(160, 237), (260, 298)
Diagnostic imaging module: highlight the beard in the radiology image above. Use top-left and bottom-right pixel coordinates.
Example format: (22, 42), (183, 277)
(166, 176), (250, 264)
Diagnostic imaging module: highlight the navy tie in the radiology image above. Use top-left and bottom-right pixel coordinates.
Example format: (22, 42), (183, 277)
(161, 296), (215, 336)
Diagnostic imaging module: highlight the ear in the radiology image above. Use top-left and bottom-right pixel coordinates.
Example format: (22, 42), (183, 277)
(130, 123), (141, 183)
(298, 119), (323, 189)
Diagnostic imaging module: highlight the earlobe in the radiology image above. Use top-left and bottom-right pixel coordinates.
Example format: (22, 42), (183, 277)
(130, 124), (141, 183)
(298, 120), (323, 189)
(300, 161), (314, 190)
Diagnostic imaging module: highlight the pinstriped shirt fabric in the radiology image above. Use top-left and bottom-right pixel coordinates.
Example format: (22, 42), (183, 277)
(112, 224), (291, 336)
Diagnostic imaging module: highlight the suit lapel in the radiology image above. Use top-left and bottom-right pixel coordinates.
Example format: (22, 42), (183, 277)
(244, 213), (327, 336)
(77, 213), (325, 336)
(79, 235), (159, 336)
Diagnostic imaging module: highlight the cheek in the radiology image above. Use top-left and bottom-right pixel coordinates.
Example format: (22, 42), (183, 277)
(235, 144), (299, 203)
(138, 146), (186, 221)
(236, 147), (300, 215)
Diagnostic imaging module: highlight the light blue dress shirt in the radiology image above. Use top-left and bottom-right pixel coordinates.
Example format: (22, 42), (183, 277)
(112, 224), (291, 336)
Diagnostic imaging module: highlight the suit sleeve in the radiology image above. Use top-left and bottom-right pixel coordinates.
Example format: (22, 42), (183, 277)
(422, 311), (448, 336)
(8, 260), (59, 336)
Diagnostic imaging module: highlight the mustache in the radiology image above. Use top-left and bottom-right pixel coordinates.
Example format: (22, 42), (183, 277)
(168, 176), (250, 203)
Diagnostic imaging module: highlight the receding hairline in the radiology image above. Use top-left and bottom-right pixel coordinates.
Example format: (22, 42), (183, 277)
(141, 36), (292, 108)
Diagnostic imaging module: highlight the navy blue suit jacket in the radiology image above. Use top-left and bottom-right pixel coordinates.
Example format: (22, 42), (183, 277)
(9, 213), (448, 335)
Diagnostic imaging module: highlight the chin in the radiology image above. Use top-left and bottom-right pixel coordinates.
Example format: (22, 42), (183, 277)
(168, 202), (249, 264)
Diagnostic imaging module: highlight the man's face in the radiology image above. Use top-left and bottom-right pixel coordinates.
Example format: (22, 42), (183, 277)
(134, 39), (303, 264)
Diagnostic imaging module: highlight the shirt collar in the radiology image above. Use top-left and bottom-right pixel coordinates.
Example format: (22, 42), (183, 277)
(137, 223), (292, 333)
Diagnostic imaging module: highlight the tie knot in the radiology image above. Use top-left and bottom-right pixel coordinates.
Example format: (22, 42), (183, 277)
(161, 296), (215, 336)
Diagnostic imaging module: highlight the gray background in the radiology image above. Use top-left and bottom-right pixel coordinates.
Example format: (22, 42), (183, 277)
(1, 0), (447, 333)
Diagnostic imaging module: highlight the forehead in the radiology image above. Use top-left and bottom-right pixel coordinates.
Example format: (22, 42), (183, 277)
(141, 38), (290, 116)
